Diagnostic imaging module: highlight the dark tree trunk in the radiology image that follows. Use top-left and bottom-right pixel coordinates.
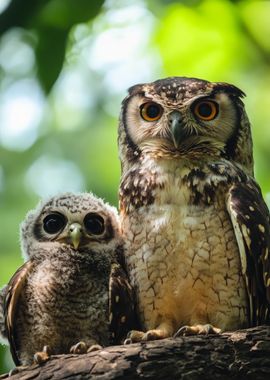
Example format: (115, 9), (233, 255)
(1, 326), (270, 380)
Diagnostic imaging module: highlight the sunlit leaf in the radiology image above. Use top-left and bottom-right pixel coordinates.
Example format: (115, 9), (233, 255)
(240, 0), (270, 53)
(155, 0), (257, 80)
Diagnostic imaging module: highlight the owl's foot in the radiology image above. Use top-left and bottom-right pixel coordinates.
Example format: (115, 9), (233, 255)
(125, 328), (171, 343)
(174, 324), (221, 337)
(70, 341), (102, 354)
(124, 330), (144, 343)
(33, 345), (52, 364)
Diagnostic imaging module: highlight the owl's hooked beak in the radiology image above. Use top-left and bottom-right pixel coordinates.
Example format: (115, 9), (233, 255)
(169, 111), (185, 148)
(69, 223), (82, 249)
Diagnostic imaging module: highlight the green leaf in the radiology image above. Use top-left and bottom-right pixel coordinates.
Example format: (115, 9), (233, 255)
(0, 0), (105, 93)
(0, 0), (50, 35)
(37, 0), (105, 30)
(35, 26), (67, 93)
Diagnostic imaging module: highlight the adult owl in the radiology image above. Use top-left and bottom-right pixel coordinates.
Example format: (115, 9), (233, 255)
(0, 193), (134, 366)
(118, 76), (270, 341)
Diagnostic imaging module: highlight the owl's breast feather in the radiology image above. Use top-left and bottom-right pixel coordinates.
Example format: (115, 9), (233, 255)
(121, 160), (248, 331)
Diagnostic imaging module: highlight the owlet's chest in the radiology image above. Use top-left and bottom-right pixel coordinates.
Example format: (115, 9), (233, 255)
(24, 260), (109, 314)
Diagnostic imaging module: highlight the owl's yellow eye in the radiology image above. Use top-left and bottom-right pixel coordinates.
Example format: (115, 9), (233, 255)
(193, 100), (218, 121)
(140, 102), (163, 122)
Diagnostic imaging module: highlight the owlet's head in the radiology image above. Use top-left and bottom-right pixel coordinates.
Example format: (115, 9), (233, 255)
(20, 192), (121, 260)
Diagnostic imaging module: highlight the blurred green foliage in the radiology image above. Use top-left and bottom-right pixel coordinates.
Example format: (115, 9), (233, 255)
(0, 0), (270, 374)
(0, 0), (105, 92)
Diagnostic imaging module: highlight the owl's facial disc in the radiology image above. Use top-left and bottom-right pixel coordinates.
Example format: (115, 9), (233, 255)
(39, 211), (107, 249)
(125, 91), (238, 157)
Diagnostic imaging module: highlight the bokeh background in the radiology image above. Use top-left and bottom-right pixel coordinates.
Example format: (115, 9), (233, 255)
(0, 0), (270, 373)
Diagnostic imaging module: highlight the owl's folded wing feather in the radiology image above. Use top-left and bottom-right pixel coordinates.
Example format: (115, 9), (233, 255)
(227, 180), (270, 326)
(0, 285), (8, 340)
(109, 258), (138, 344)
(4, 260), (33, 365)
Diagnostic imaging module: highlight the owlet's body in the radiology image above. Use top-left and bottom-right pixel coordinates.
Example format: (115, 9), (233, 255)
(119, 77), (270, 340)
(0, 193), (134, 365)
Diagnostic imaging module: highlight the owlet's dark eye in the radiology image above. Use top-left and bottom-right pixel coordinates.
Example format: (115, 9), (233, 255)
(43, 213), (66, 234)
(193, 100), (218, 121)
(84, 213), (105, 235)
(140, 102), (163, 122)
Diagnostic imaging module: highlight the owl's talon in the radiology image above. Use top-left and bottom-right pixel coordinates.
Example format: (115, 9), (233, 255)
(8, 366), (28, 376)
(124, 338), (132, 345)
(142, 330), (161, 341)
(174, 324), (221, 337)
(43, 345), (51, 355)
(174, 325), (189, 337)
(87, 344), (102, 353)
(9, 367), (19, 376)
(34, 345), (51, 364)
(70, 341), (88, 355)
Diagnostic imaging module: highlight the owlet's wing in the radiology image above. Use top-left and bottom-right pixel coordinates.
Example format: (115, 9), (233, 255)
(4, 261), (33, 365)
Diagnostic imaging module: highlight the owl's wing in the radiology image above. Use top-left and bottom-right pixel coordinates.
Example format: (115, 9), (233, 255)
(109, 256), (138, 344)
(226, 180), (270, 326)
(0, 285), (8, 340)
(4, 260), (33, 365)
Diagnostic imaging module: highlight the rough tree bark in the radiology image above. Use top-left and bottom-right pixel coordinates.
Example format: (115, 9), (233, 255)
(0, 326), (270, 380)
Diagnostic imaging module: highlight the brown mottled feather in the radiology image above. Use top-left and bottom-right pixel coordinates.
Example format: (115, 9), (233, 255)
(109, 258), (138, 344)
(4, 261), (33, 365)
(227, 180), (270, 325)
(0, 286), (7, 338)
(118, 76), (268, 339)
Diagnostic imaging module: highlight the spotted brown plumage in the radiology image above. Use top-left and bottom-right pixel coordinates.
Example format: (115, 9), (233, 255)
(0, 193), (135, 365)
(4, 262), (34, 365)
(109, 258), (139, 344)
(118, 76), (270, 341)
(227, 180), (270, 325)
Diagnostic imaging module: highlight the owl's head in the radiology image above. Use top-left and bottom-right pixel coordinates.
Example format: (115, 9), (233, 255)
(20, 192), (121, 260)
(119, 77), (253, 174)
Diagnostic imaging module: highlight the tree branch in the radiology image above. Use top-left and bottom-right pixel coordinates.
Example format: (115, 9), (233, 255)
(1, 326), (270, 379)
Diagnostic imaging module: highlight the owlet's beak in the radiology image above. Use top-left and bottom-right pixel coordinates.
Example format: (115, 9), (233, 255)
(169, 111), (185, 148)
(69, 223), (82, 249)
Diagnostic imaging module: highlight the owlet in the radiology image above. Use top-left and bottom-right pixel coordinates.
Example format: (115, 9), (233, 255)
(0, 192), (134, 365)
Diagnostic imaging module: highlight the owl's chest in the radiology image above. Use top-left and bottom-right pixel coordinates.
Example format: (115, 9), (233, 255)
(124, 199), (237, 280)
(19, 260), (109, 338)
(124, 169), (234, 274)
(15, 263), (109, 361)
(122, 172), (246, 328)
(27, 260), (108, 307)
